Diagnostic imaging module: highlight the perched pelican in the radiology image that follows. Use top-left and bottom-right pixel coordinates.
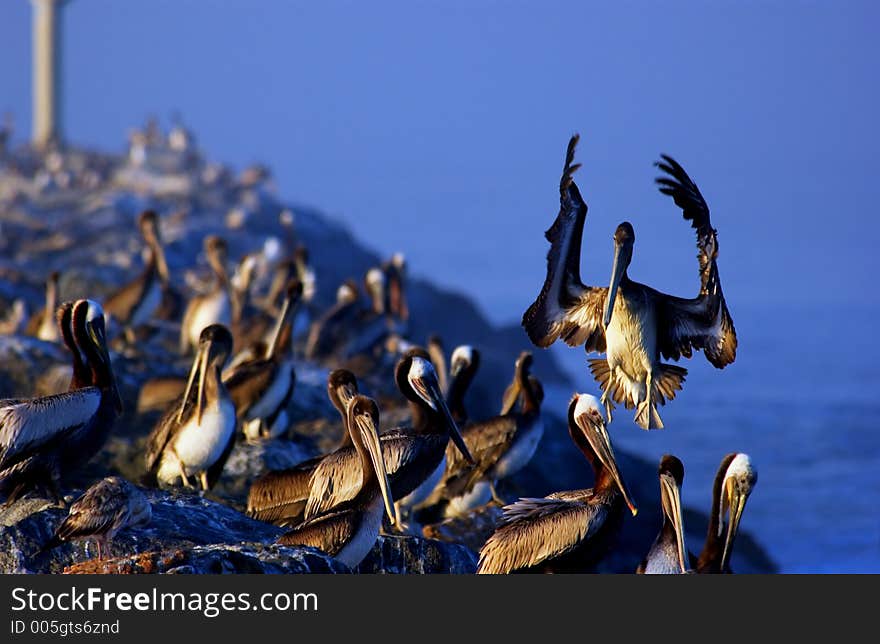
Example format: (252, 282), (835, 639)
(692, 452), (757, 573)
(304, 351), (473, 526)
(44, 476), (151, 560)
(304, 279), (361, 360)
(382, 252), (409, 324)
(277, 395), (396, 568)
(145, 324), (236, 491)
(477, 394), (637, 574)
(522, 135), (737, 429)
(224, 280), (300, 443)
(180, 236), (232, 354)
(446, 345), (480, 425)
(0, 300), (123, 503)
(636, 455), (690, 574)
(104, 210), (170, 344)
(24, 271), (60, 342)
(246, 369), (360, 526)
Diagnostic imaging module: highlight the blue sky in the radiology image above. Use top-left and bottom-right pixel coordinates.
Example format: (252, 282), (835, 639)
(1, 1), (878, 325)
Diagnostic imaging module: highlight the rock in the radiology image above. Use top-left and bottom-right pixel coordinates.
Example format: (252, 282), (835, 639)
(356, 535), (478, 574)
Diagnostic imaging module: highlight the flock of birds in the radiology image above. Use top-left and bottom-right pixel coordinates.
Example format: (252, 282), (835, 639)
(0, 133), (757, 574)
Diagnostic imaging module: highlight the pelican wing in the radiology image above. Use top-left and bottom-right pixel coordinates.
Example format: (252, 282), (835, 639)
(104, 262), (154, 324)
(223, 359), (277, 418)
(246, 457), (321, 524)
(441, 415), (520, 499)
(477, 496), (608, 574)
(522, 134), (607, 353)
(0, 389), (101, 471)
(277, 507), (358, 556)
(305, 432), (418, 519)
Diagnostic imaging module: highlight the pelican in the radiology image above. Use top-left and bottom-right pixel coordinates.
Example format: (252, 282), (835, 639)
(304, 279), (361, 360)
(382, 252), (408, 325)
(104, 210), (170, 344)
(426, 335), (448, 395)
(224, 280), (301, 443)
(180, 236), (232, 354)
(24, 271), (60, 342)
(0, 300), (123, 503)
(277, 395), (395, 568)
(522, 135), (737, 429)
(43, 475), (151, 560)
(304, 350), (473, 527)
(476, 393), (637, 574)
(636, 454), (690, 574)
(446, 345), (480, 425)
(692, 452), (757, 573)
(246, 369), (360, 526)
(145, 324), (236, 491)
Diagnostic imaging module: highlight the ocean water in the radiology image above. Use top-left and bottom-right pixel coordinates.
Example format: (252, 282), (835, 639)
(540, 302), (880, 574)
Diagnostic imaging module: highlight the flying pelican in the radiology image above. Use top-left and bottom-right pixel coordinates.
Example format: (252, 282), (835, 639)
(522, 135), (737, 429)
(476, 393), (637, 574)
(636, 454), (690, 574)
(145, 324), (236, 491)
(44, 475), (152, 560)
(246, 369), (360, 526)
(180, 236), (232, 354)
(692, 452), (757, 573)
(24, 271), (60, 342)
(277, 395), (396, 568)
(0, 300), (123, 503)
(224, 280), (301, 443)
(104, 210), (170, 344)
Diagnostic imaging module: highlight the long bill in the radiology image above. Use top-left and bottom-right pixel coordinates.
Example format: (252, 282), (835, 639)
(409, 369), (474, 464)
(660, 472), (689, 573)
(579, 413), (638, 516)
(720, 487), (749, 572)
(266, 286), (295, 360)
(355, 412), (396, 525)
(603, 242), (627, 327)
(178, 343), (207, 425)
(88, 319), (123, 413)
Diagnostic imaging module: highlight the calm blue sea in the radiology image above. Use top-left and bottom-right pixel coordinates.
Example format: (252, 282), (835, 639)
(541, 302), (880, 573)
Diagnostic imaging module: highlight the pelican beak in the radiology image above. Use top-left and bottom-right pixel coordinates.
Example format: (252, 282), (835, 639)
(579, 411), (638, 516)
(355, 410), (396, 525)
(87, 319), (123, 413)
(195, 345), (209, 426)
(603, 241), (628, 327)
(409, 372), (474, 464)
(499, 376), (521, 416)
(720, 482), (750, 572)
(179, 342), (209, 425)
(660, 472), (689, 573)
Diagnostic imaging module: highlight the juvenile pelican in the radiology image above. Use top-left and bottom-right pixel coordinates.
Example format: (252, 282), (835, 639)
(277, 395), (396, 568)
(693, 452), (757, 573)
(24, 271), (60, 342)
(145, 324), (236, 491)
(44, 476), (152, 560)
(246, 369), (359, 526)
(0, 300), (123, 503)
(104, 210), (170, 344)
(522, 135), (737, 429)
(477, 394), (637, 574)
(180, 236), (232, 354)
(636, 454), (690, 574)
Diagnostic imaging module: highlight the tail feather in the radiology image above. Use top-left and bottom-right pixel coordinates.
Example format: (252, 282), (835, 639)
(655, 364), (687, 405)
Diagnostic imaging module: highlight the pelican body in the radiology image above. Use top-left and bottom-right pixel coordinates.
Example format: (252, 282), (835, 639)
(145, 325), (236, 491)
(636, 454), (689, 574)
(477, 394), (637, 574)
(0, 300), (123, 503)
(25, 271), (60, 342)
(277, 396), (396, 568)
(246, 369), (359, 526)
(180, 236), (232, 354)
(45, 476), (151, 560)
(522, 135), (737, 429)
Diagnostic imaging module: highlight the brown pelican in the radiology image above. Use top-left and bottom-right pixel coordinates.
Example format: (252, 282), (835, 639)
(522, 135), (737, 429)
(245, 369), (360, 526)
(304, 279), (361, 360)
(44, 475), (151, 560)
(636, 454), (690, 574)
(104, 210), (170, 344)
(224, 280), (300, 443)
(304, 350), (473, 527)
(145, 324), (236, 491)
(277, 395), (395, 568)
(476, 393), (637, 574)
(180, 236), (232, 354)
(0, 300), (123, 503)
(692, 452), (757, 573)
(382, 252), (409, 325)
(426, 335), (448, 395)
(24, 271), (60, 342)
(447, 344), (480, 425)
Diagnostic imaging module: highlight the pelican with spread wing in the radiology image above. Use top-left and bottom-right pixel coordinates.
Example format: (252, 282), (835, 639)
(522, 135), (737, 429)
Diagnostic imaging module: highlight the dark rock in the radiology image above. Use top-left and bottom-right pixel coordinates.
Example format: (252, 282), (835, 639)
(356, 535), (477, 574)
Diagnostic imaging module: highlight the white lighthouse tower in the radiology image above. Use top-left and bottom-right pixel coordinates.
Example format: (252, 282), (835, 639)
(31, 0), (67, 149)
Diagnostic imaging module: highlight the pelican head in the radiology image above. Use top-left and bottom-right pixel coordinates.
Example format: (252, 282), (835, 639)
(138, 210), (169, 283)
(449, 345), (475, 378)
(336, 279), (359, 304)
(658, 454), (689, 573)
(347, 395), (396, 525)
(327, 368), (359, 413)
(603, 222), (635, 327)
(571, 393), (638, 516)
(365, 268), (386, 314)
(400, 353), (474, 464)
(179, 324), (233, 426)
(719, 452), (757, 571)
(72, 299), (123, 413)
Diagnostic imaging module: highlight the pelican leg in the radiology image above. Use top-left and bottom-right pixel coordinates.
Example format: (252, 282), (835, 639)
(600, 386), (614, 423)
(489, 481), (505, 505)
(95, 538), (103, 561)
(199, 471), (210, 492)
